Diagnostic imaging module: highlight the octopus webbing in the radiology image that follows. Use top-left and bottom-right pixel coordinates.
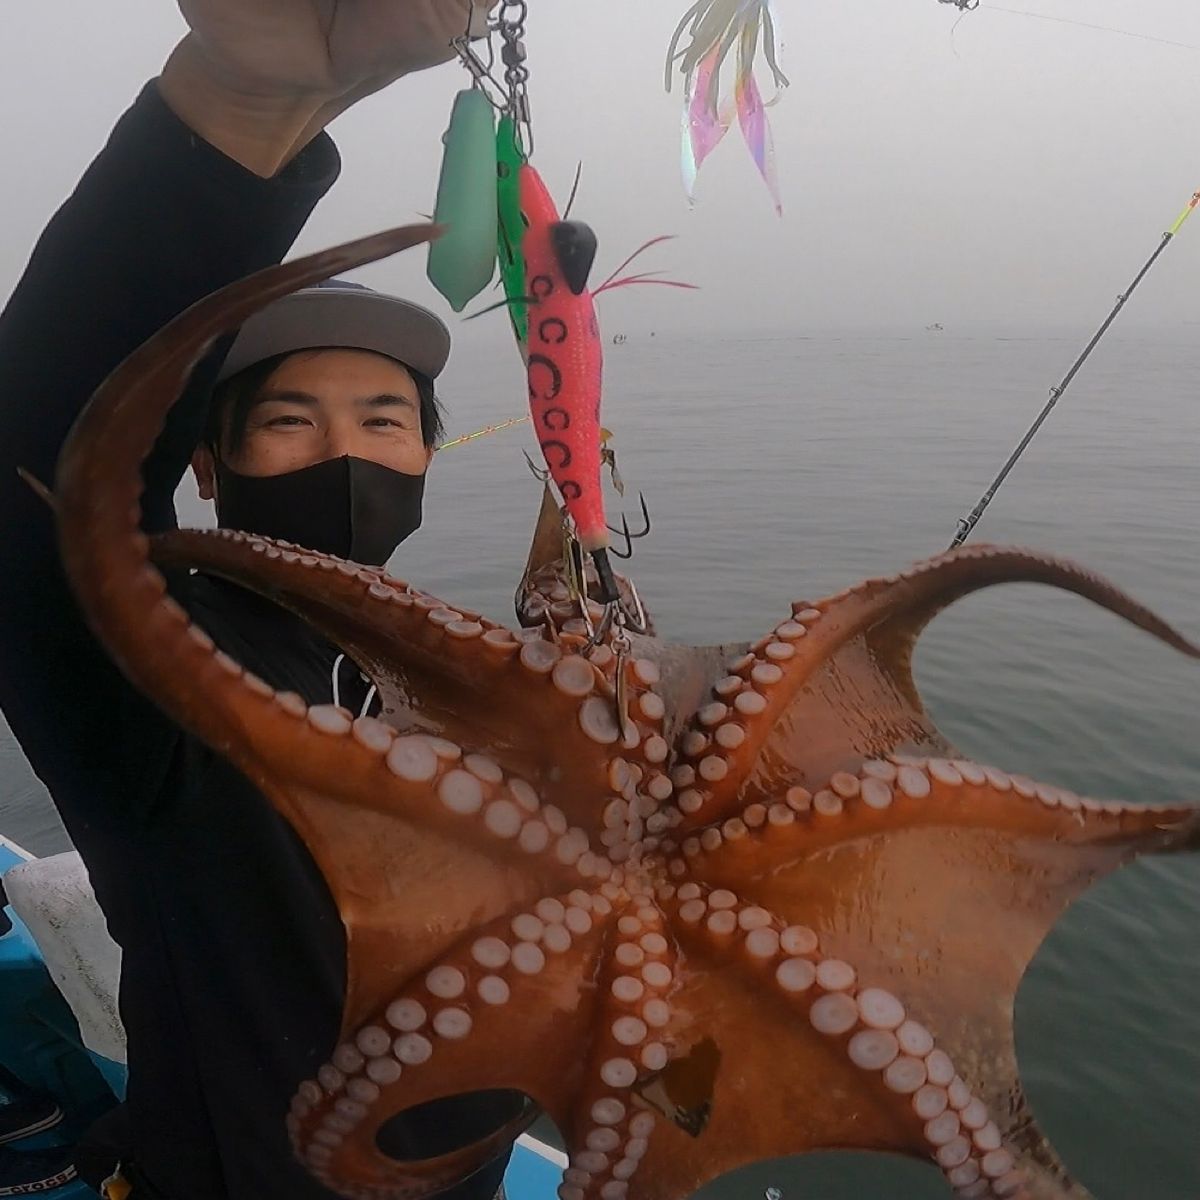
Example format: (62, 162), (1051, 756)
(53, 225), (1200, 1200)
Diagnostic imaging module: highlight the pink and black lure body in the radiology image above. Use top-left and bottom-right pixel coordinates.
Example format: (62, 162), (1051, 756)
(519, 164), (620, 603)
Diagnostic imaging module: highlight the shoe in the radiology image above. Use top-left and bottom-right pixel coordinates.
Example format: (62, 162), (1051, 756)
(0, 1146), (77, 1196)
(0, 1094), (63, 1145)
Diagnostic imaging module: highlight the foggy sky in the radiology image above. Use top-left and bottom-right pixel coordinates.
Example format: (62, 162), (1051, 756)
(4, 1), (1200, 340)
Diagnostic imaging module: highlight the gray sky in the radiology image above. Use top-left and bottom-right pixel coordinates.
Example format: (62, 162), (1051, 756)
(4, 1), (1200, 337)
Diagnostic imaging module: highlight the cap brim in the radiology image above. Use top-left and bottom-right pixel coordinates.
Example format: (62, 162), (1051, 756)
(217, 287), (452, 384)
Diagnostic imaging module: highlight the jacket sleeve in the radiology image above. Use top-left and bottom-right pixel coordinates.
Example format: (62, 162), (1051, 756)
(0, 83), (340, 828)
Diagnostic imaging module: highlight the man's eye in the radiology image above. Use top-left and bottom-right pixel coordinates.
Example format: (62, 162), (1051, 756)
(365, 417), (408, 429)
(266, 415), (311, 427)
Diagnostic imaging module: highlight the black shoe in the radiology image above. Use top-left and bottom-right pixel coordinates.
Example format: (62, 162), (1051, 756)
(0, 1146), (77, 1196)
(0, 1094), (63, 1145)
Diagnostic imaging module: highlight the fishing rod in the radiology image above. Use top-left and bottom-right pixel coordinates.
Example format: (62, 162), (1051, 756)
(948, 188), (1200, 550)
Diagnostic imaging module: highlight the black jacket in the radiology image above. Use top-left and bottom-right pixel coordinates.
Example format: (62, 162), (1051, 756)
(0, 84), (511, 1200)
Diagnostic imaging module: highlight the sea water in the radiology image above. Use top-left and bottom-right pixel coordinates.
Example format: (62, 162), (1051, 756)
(2, 329), (1197, 1198)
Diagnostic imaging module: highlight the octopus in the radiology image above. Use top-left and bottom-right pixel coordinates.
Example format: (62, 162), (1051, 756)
(53, 225), (1199, 1200)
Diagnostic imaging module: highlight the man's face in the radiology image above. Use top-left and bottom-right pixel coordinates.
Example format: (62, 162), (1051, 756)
(193, 348), (432, 499)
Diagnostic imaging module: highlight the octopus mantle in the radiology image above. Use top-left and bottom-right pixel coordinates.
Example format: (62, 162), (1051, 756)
(53, 226), (1200, 1200)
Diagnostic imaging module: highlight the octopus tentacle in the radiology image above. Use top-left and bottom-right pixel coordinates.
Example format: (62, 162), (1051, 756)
(564, 895), (674, 1200)
(665, 755), (1200, 884)
(814, 543), (1200, 669)
(75, 582), (598, 898)
(669, 613), (819, 833)
(150, 529), (657, 844)
(563, 1107), (658, 1200)
(290, 888), (618, 1199)
(826, 546), (1199, 738)
(252, 712), (599, 1030)
(290, 716), (607, 885)
(656, 883), (1079, 1199)
(151, 528), (518, 674)
(672, 546), (1199, 834)
(597, 657), (683, 865)
(151, 529), (575, 718)
(664, 755), (1197, 1090)
(647, 761), (1194, 1197)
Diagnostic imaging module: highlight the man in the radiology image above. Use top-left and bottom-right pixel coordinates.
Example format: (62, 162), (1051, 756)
(0, 2), (521, 1196)
(196, 281), (449, 567)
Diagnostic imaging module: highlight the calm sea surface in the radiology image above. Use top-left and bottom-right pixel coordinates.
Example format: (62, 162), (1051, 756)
(2, 330), (1198, 1198)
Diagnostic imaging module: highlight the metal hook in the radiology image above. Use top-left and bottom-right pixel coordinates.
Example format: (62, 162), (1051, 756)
(619, 577), (649, 635)
(607, 515), (635, 561)
(450, 1), (512, 110)
(609, 609), (634, 731)
(451, 38), (510, 110)
(606, 494), (651, 559)
(607, 493), (650, 540)
(585, 603), (616, 652)
(523, 450), (550, 482)
(566, 538), (598, 640)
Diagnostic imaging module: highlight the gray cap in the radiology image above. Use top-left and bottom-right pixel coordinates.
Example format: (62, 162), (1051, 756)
(218, 280), (452, 383)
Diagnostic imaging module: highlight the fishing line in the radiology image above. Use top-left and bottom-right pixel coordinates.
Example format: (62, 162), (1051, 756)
(985, 5), (1200, 52)
(948, 189), (1200, 550)
(940, 0), (1200, 54)
(436, 415), (529, 452)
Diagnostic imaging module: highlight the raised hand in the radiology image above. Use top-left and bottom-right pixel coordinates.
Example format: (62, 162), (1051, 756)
(174, 0), (483, 100)
(162, 0), (493, 174)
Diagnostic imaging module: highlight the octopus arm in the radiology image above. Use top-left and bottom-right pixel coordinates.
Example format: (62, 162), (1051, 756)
(671, 546), (1200, 835)
(633, 882), (1091, 1200)
(289, 890), (617, 1199)
(149, 526), (659, 834)
(150, 526), (537, 732)
(675, 757), (1200, 885)
(649, 770), (1199, 1199)
(836, 544), (1200, 716)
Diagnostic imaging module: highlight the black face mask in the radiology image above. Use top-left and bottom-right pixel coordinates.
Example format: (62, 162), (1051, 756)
(215, 456), (425, 566)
